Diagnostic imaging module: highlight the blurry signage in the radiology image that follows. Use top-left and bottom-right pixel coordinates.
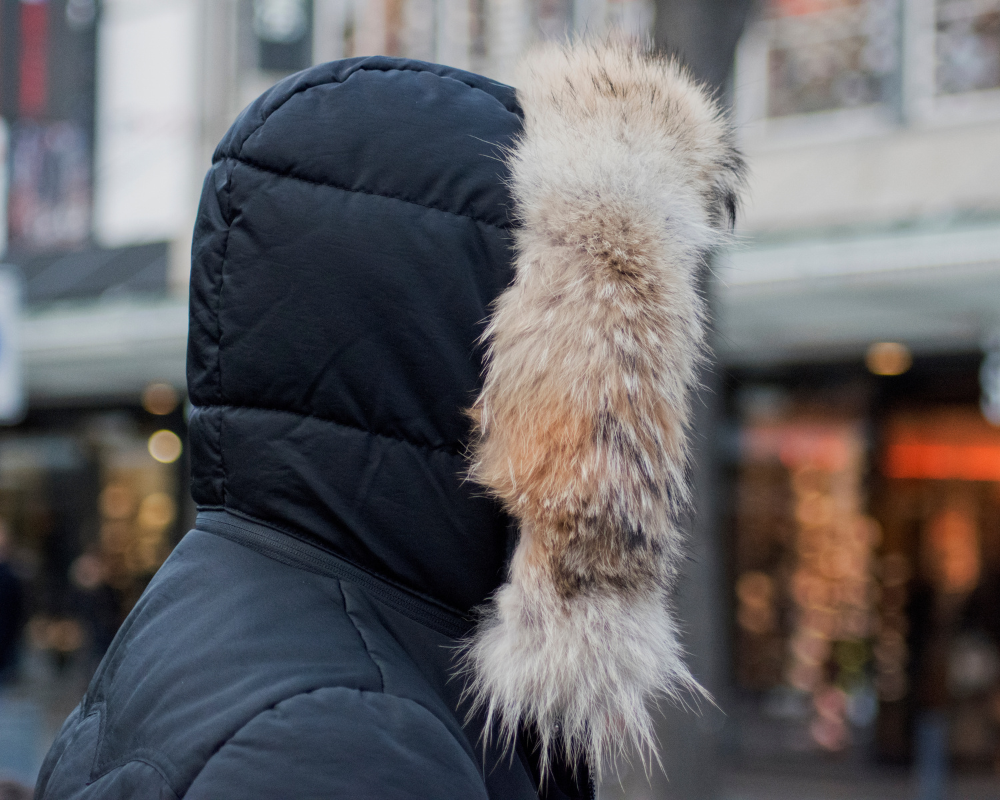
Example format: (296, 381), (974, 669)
(8, 120), (90, 252)
(19, 0), (49, 118)
(882, 407), (1000, 480)
(884, 441), (1000, 481)
(0, 268), (25, 423)
(0, 0), (97, 255)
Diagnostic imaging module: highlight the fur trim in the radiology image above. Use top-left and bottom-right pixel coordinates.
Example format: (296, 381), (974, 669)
(461, 40), (746, 778)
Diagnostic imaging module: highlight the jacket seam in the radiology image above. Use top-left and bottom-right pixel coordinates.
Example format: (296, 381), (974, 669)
(340, 581), (386, 693)
(194, 402), (465, 456)
(213, 162), (235, 506)
(194, 509), (475, 638)
(89, 753), (180, 798)
(224, 155), (513, 230)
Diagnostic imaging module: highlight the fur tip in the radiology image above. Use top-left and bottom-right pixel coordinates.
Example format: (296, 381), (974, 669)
(460, 575), (707, 781)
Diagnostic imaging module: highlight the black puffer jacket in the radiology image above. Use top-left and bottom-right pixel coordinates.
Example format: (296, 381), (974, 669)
(37, 43), (744, 800)
(35, 56), (568, 800)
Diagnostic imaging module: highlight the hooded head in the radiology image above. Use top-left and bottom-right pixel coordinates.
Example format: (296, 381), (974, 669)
(188, 57), (522, 615)
(188, 41), (744, 779)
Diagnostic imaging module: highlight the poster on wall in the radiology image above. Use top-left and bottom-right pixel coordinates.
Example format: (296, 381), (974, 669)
(6, 120), (90, 253)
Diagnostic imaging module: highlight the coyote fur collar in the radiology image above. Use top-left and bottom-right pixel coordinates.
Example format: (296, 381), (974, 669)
(462, 40), (746, 778)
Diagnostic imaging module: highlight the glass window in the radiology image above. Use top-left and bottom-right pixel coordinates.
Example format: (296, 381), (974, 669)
(936, 0), (1000, 95)
(733, 408), (880, 755)
(764, 0), (900, 117)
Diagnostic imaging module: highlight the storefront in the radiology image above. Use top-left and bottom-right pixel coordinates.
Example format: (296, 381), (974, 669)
(0, 383), (190, 694)
(725, 352), (1000, 774)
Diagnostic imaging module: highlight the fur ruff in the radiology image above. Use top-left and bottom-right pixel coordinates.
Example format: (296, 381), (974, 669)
(462, 40), (746, 778)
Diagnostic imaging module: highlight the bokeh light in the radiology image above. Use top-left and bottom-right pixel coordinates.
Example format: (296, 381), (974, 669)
(148, 430), (182, 464)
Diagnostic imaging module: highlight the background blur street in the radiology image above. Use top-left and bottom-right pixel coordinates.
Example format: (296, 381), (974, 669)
(0, 0), (999, 798)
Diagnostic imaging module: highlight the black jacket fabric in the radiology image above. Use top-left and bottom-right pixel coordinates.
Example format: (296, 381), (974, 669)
(36, 57), (589, 799)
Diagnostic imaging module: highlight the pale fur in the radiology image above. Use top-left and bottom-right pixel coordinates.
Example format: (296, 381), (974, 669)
(462, 40), (746, 779)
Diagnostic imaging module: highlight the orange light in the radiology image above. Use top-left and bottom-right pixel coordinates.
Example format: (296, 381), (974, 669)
(143, 382), (180, 415)
(883, 442), (1000, 481)
(866, 342), (912, 376)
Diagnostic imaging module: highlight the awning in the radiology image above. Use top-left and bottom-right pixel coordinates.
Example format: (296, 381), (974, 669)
(22, 297), (187, 403)
(715, 220), (1000, 366)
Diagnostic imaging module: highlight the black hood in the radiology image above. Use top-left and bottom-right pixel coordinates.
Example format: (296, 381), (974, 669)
(187, 57), (523, 615)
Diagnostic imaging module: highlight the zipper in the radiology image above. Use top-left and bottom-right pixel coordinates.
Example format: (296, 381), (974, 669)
(196, 509), (475, 639)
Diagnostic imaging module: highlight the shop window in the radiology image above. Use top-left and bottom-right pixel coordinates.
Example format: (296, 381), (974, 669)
(733, 410), (881, 755)
(0, 409), (188, 703)
(736, 0), (901, 125)
(936, 0), (1000, 95)
(731, 394), (1000, 771)
(768, 0), (899, 116)
(736, 0), (1000, 137)
(873, 407), (1000, 767)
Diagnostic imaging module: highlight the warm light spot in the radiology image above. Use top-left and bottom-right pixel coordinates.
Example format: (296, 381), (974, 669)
(924, 506), (980, 594)
(736, 571), (777, 634)
(866, 342), (912, 376)
(137, 492), (176, 530)
(100, 483), (135, 519)
(143, 382), (180, 416)
(148, 430), (182, 463)
(884, 442), (1000, 481)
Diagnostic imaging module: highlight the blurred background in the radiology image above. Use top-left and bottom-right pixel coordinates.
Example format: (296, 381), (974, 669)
(0, 0), (996, 798)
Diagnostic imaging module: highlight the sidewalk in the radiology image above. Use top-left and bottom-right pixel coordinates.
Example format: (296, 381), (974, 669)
(721, 769), (1000, 800)
(0, 648), (91, 789)
(0, 693), (44, 787)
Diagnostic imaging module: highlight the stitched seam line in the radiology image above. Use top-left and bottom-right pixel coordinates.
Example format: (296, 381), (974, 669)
(341, 582), (386, 692)
(195, 403), (465, 457)
(226, 155), (512, 230)
(214, 163), (235, 506)
(90, 753), (180, 798)
(196, 509), (473, 636)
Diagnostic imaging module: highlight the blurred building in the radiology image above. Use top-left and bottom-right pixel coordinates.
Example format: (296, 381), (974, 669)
(8, 0), (1000, 793)
(718, 0), (1000, 786)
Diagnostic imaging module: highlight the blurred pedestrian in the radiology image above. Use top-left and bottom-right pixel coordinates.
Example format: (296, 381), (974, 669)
(35, 40), (744, 800)
(0, 780), (32, 800)
(0, 521), (24, 686)
(69, 550), (119, 671)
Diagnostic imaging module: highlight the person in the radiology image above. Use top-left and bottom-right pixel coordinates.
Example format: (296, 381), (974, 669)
(35, 40), (743, 799)
(0, 521), (24, 686)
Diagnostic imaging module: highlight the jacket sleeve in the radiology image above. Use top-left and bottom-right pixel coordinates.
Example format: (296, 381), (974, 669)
(183, 687), (489, 800)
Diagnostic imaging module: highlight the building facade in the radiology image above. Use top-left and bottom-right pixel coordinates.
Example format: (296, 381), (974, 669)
(717, 0), (1000, 783)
